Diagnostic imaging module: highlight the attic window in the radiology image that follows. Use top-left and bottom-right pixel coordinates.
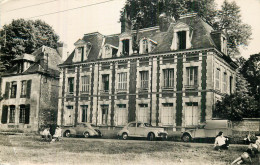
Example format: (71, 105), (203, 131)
(105, 46), (111, 57)
(78, 47), (84, 62)
(122, 39), (129, 55)
(177, 31), (186, 49)
(142, 39), (148, 54)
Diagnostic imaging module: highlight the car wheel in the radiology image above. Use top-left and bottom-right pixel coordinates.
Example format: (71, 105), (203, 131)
(83, 132), (90, 138)
(148, 133), (155, 141)
(64, 131), (70, 138)
(162, 135), (167, 141)
(122, 133), (128, 140)
(182, 134), (192, 142)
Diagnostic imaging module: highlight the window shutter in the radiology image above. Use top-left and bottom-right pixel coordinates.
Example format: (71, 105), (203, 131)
(25, 104), (30, 124)
(1, 105), (8, 124)
(26, 80), (32, 98)
(4, 82), (10, 99)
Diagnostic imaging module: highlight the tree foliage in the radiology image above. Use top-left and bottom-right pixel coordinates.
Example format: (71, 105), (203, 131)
(215, 73), (258, 121)
(240, 54), (260, 101)
(215, 56), (259, 121)
(121, 0), (251, 56)
(212, 0), (252, 57)
(0, 19), (59, 72)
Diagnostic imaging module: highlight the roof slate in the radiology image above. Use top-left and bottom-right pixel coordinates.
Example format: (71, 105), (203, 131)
(60, 15), (231, 66)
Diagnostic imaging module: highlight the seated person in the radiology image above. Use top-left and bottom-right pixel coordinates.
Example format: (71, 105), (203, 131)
(214, 131), (229, 150)
(41, 128), (52, 141)
(52, 126), (62, 142)
(231, 143), (258, 164)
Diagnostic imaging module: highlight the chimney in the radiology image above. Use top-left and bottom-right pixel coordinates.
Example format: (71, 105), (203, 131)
(120, 9), (132, 33)
(159, 13), (175, 32)
(211, 31), (228, 55)
(57, 43), (68, 62)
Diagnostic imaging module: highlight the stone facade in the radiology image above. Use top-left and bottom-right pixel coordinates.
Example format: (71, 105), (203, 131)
(0, 46), (62, 132)
(58, 14), (237, 130)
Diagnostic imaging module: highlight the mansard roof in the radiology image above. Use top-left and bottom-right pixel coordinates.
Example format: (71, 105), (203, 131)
(2, 45), (62, 77)
(60, 14), (232, 66)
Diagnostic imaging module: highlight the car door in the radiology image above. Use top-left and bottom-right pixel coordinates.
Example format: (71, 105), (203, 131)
(135, 123), (146, 137)
(76, 124), (85, 135)
(127, 123), (136, 136)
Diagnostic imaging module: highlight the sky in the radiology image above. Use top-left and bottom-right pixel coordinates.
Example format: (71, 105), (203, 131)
(0, 0), (260, 59)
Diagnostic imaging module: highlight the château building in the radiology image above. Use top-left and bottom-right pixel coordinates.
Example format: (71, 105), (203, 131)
(57, 13), (237, 130)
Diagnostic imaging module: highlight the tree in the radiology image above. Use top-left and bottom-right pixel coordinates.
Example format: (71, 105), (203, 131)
(121, 0), (251, 56)
(212, 0), (252, 57)
(240, 53), (260, 103)
(215, 73), (258, 121)
(0, 19), (59, 72)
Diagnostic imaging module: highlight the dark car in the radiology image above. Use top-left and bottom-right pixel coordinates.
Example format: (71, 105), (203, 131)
(62, 123), (102, 138)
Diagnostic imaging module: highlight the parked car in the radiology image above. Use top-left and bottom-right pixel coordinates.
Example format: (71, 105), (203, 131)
(117, 121), (168, 141)
(181, 120), (233, 142)
(62, 123), (102, 138)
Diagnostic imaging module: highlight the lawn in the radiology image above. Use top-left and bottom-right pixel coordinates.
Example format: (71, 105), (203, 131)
(0, 134), (258, 165)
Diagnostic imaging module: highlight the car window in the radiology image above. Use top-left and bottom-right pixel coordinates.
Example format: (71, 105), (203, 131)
(128, 123), (136, 127)
(137, 123), (143, 127)
(144, 123), (152, 127)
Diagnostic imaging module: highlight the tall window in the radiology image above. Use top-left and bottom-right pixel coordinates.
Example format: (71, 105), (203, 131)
(122, 39), (129, 55)
(142, 39), (148, 53)
(230, 76), (233, 94)
(68, 77), (74, 94)
(137, 104), (149, 123)
(222, 72), (227, 93)
(186, 67), (198, 86)
(9, 105), (15, 123)
(118, 72), (127, 91)
(215, 68), (220, 90)
(19, 105), (30, 124)
(161, 103), (173, 125)
(81, 76), (90, 93)
(10, 81), (17, 98)
(117, 104), (127, 125)
(185, 102), (199, 126)
(177, 31), (186, 49)
(81, 105), (88, 122)
(21, 80), (27, 97)
(102, 74), (109, 92)
(101, 105), (109, 125)
(163, 69), (174, 88)
(140, 71), (149, 89)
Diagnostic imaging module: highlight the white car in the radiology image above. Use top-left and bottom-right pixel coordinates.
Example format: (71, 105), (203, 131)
(117, 121), (168, 141)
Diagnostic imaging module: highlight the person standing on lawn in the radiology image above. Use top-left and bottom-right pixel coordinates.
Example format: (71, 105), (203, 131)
(214, 131), (229, 150)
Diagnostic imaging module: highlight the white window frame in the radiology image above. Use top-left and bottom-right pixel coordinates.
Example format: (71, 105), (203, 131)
(140, 71), (149, 90)
(186, 67), (198, 86)
(216, 68), (220, 90)
(163, 69), (174, 88)
(81, 76), (90, 93)
(118, 72), (127, 92)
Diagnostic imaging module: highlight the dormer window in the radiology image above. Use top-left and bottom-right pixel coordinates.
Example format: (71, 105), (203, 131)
(171, 22), (192, 51)
(73, 39), (91, 62)
(101, 45), (118, 59)
(140, 38), (157, 54)
(122, 39), (129, 55)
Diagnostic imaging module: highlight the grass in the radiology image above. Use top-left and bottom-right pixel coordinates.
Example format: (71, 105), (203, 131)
(0, 134), (258, 165)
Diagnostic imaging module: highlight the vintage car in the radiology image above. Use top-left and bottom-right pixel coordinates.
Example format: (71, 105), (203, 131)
(62, 123), (102, 138)
(181, 120), (233, 142)
(117, 121), (168, 141)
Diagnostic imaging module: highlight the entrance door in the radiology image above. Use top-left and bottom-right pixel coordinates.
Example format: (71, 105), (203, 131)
(65, 106), (74, 126)
(185, 102), (199, 126)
